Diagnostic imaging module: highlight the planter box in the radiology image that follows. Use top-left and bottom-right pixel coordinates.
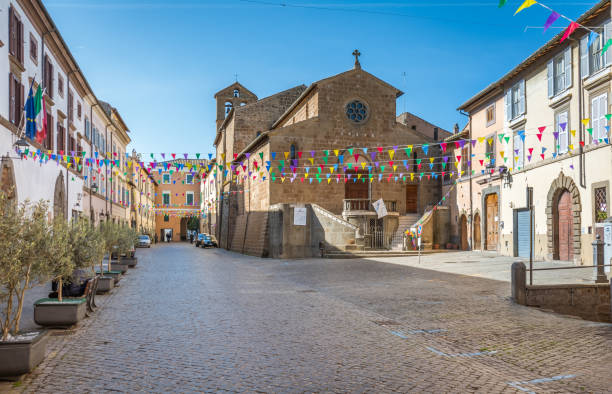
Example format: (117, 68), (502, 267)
(33, 298), (87, 327)
(101, 270), (122, 284)
(121, 257), (138, 267)
(96, 276), (114, 293)
(110, 262), (129, 273)
(0, 331), (49, 380)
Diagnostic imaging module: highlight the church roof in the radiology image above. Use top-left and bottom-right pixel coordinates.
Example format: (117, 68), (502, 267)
(213, 81), (257, 99)
(271, 68), (403, 129)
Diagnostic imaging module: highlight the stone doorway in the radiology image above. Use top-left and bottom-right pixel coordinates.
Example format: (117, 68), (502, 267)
(555, 191), (573, 261)
(547, 173), (581, 262)
(485, 193), (498, 251)
(473, 212), (481, 250)
(53, 173), (65, 219)
(0, 157), (17, 201)
(406, 184), (418, 214)
(345, 171), (369, 200)
(460, 214), (468, 250)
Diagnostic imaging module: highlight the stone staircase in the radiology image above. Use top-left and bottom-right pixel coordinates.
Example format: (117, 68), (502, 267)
(390, 213), (421, 251)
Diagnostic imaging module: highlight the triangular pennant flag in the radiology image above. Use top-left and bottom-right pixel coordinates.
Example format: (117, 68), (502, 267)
(514, 0), (536, 16)
(560, 22), (579, 43)
(543, 11), (560, 34)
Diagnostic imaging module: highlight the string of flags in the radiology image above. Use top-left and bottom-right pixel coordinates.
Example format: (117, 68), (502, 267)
(13, 112), (611, 188)
(502, 0), (612, 52)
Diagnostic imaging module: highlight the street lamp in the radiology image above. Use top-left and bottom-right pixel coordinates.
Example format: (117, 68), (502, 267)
(499, 166), (513, 188)
(13, 138), (29, 148)
(91, 183), (99, 193)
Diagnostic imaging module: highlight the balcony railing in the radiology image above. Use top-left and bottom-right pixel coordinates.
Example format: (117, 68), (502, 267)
(343, 199), (397, 213)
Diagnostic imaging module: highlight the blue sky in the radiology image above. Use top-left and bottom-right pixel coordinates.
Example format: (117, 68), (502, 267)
(44, 0), (599, 156)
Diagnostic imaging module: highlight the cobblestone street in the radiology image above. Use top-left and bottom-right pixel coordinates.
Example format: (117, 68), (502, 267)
(11, 243), (612, 392)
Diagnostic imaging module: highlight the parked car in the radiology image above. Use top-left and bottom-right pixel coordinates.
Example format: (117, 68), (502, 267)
(195, 233), (206, 247)
(136, 235), (151, 248)
(201, 234), (217, 248)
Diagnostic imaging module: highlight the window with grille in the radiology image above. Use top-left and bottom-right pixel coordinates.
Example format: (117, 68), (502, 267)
(595, 187), (607, 223)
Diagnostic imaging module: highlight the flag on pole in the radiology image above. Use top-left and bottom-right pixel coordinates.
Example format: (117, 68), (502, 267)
(25, 85), (37, 139)
(34, 86), (47, 144)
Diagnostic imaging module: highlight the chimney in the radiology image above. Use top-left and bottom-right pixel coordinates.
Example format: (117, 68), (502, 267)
(454, 123), (459, 134)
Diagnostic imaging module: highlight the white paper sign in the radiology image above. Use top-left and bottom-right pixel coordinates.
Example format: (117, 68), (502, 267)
(294, 207), (307, 226)
(372, 199), (388, 219)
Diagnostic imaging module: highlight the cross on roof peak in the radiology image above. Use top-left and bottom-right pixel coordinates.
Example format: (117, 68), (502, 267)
(352, 49), (361, 70)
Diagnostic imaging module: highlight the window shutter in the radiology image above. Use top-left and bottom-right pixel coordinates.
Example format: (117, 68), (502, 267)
(17, 17), (23, 64)
(564, 46), (572, 89)
(599, 94), (608, 140)
(518, 80), (525, 116)
(9, 73), (15, 125)
(592, 97), (600, 143)
(604, 20), (612, 67)
(580, 35), (589, 78)
(505, 89), (511, 121)
(8, 6), (15, 57)
(559, 112), (569, 154)
(19, 82), (24, 128)
(47, 113), (53, 150)
(547, 60), (554, 98)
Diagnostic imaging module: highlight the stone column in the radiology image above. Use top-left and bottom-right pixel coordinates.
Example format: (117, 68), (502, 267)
(511, 262), (527, 305)
(593, 235), (608, 284)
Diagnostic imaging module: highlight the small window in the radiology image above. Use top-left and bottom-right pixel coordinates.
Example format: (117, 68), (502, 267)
(84, 117), (90, 139)
(162, 192), (170, 205)
(345, 100), (368, 123)
(433, 127), (439, 141)
(595, 187), (608, 223)
(290, 144), (297, 161)
(162, 173), (171, 184)
(485, 134), (496, 166)
(486, 104), (495, 126)
(240, 102), (247, 106)
(256, 131), (262, 137)
(186, 192), (194, 206)
(164, 214), (169, 222)
(77, 102), (82, 119)
(233, 89), (240, 98)
(186, 174), (194, 184)
(58, 74), (64, 97)
(224, 101), (232, 115)
(29, 33), (38, 62)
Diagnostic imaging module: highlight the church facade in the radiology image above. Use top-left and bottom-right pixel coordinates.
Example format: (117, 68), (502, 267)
(213, 55), (451, 257)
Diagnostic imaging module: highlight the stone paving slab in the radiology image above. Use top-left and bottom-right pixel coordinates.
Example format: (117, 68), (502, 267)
(3, 244), (610, 392)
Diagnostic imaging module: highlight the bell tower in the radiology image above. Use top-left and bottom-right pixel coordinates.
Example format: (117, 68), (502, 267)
(214, 81), (258, 130)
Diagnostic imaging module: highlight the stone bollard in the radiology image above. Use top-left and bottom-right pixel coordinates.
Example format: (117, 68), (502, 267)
(511, 262), (527, 305)
(593, 235), (608, 284)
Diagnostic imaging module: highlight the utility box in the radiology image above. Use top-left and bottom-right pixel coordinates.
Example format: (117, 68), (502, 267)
(595, 221), (612, 274)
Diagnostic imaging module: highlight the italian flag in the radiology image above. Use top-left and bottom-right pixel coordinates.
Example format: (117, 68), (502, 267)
(34, 86), (47, 144)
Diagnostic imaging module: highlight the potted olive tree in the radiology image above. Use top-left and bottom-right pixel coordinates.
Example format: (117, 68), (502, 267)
(0, 194), (51, 379)
(119, 227), (139, 268)
(86, 223), (113, 294)
(33, 217), (87, 327)
(100, 221), (127, 276)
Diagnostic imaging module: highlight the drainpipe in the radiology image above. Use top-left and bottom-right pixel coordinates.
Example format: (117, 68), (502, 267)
(105, 124), (109, 220)
(576, 40), (586, 189)
(460, 110), (472, 250)
(89, 102), (100, 223)
(66, 70), (77, 220)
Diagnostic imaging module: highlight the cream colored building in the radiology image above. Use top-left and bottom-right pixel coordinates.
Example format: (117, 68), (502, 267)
(458, 1), (611, 266)
(128, 154), (157, 234)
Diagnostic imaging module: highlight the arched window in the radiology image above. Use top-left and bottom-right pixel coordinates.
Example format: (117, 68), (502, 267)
(224, 101), (233, 115)
(240, 102), (247, 106)
(290, 144), (297, 161)
(233, 89), (240, 98)
(256, 131), (262, 137)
